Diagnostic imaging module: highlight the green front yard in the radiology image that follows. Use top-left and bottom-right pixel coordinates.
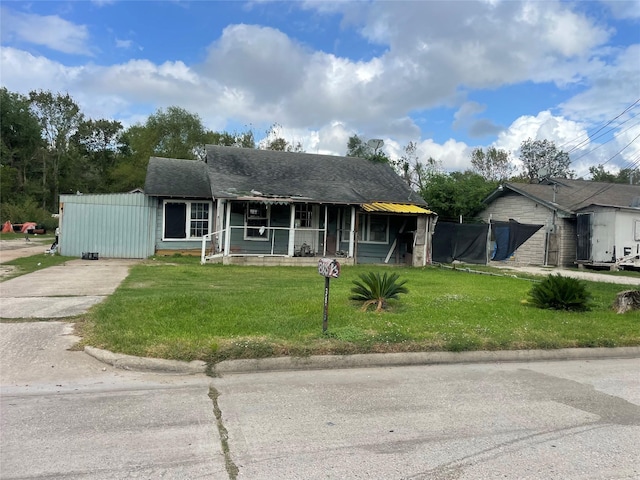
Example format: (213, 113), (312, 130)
(75, 257), (640, 363)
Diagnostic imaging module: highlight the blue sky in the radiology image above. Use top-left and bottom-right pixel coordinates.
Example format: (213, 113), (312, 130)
(1, 0), (639, 176)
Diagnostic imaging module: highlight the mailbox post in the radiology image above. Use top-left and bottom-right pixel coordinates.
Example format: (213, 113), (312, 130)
(318, 258), (340, 333)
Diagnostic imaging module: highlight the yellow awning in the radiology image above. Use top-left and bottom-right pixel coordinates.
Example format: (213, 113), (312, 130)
(362, 202), (433, 214)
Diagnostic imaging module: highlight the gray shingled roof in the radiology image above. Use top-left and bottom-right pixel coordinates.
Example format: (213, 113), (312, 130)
(485, 178), (640, 214)
(145, 146), (427, 206)
(144, 157), (211, 198)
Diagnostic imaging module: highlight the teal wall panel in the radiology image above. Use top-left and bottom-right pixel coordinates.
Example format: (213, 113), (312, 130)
(59, 194), (156, 259)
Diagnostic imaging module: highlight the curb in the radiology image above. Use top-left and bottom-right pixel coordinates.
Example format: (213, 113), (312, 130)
(85, 345), (640, 375)
(84, 346), (207, 374)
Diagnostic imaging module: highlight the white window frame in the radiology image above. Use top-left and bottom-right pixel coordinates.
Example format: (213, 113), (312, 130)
(162, 200), (212, 241)
(358, 213), (389, 244)
(341, 212), (389, 244)
(244, 202), (270, 241)
(294, 203), (313, 228)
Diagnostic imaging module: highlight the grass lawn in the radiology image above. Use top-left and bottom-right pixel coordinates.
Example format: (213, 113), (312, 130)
(0, 233), (74, 282)
(76, 257), (640, 363)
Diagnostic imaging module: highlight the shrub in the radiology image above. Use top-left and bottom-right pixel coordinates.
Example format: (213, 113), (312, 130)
(528, 274), (591, 311)
(0, 198), (58, 231)
(350, 271), (408, 312)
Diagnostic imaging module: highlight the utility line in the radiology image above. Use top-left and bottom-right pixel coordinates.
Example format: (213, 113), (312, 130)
(569, 119), (640, 164)
(559, 97), (640, 154)
(597, 131), (640, 167)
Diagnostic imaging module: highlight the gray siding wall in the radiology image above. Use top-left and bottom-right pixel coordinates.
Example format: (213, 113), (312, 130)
(59, 193), (156, 259)
(481, 192), (575, 266)
(339, 215), (409, 264)
(153, 197), (211, 251)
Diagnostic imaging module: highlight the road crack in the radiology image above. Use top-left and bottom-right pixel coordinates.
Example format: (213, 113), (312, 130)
(209, 386), (239, 480)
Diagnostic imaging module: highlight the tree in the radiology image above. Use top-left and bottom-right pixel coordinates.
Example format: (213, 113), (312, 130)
(346, 135), (389, 163)
(519, 138), (572, 181)
(0, 88), (44, 204)
(144, 106), (211, 161)
(589, 164), (639, 185)
(391, 141), (441, 191)
(470, 146), (514, 181)
(111, 106), (214, 191)
(419, 171), (497, 222)
(69, 119), (124, 193)
(261, 123), (304, 152)
(29, 90), (84, 210)
(205, 128), (256, 149)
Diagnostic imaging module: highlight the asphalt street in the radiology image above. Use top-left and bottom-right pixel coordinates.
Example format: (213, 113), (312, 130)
(214, 359), (640, 480)
(1, 241), (639, 479)
(2, 322), (639, 479)
(0, 322), (226, 479)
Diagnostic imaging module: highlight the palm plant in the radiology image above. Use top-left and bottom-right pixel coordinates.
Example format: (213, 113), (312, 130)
(528, 274), (591, 311)
(350, 272), (408, 312)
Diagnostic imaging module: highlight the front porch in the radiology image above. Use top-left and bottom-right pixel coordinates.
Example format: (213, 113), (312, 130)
(199, 200), (433, 266)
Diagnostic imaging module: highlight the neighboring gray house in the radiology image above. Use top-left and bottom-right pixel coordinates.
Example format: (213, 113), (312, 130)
(60, 145), (436, 266)
(481, 178), (640, 267)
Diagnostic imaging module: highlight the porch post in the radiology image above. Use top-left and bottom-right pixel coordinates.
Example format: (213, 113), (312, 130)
(224, 201), (232, 256)
(348, 206), (356, 258)
(216, 199), (224, 253)
(323, 205), (328, 256)
(288, 204), (296, 256)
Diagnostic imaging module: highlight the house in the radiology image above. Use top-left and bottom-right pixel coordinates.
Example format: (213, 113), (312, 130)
(481, 178), (640, 268)
(59, 146), (436, 266)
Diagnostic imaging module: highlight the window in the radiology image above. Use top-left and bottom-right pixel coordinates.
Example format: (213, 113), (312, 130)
(341, 212), (389, 244)
(295, 204), (313, 228)
(163, 200), (211, 240)
(358, 214), (389, 243)
(245, 202), (269, 241)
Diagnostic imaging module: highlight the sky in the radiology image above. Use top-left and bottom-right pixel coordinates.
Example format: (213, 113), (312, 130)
(1, 0), (639, 178)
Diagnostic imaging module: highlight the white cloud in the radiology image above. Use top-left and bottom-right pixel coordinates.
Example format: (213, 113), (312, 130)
(115, 38), (133, 49)
(559, 45), (640, 125)
(418, 138), (472, 172)
(600, 0), (640, 19)
(0, 8), (92, 55)
(0, 1), (636, 182)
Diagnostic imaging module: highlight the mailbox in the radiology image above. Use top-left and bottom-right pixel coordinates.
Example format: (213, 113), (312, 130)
(318, 258), (340, 278)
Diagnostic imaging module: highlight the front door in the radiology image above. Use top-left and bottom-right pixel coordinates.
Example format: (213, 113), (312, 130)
(576, 213), (592, 261)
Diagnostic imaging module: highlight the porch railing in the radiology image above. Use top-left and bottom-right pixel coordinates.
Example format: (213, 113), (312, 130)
(201, 225), (330, 264)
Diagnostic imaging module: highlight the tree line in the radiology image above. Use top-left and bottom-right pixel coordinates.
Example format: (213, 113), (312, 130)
(0, 88), (300, 226)
(1, 87), (633, 226)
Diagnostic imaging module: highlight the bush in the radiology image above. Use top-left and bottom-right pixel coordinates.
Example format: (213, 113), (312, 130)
(0, 198), (58, 231)
(350, 271), (408, 312)
(528, 274), (591, 311)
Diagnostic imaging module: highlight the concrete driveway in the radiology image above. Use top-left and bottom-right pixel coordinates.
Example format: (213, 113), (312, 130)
(0, 258), (138, 318)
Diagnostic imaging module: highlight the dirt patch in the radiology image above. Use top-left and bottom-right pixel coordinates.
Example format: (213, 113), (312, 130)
(0, 265), (19, 278)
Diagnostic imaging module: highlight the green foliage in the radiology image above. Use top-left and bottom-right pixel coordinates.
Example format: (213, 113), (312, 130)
(262, 123), (304, 152)
(144, 106), (210, 161)
(207, 129), (256, 148)
(0, 88), (45, 204)
(29, 90), (84, 210)
(470, 147), (514, 181)
(589, 164), (639, 185)
(528, 274), (591, 311)
(0, 198), (58, 230)
(2, 253), (71, 281)
(519, 138), (572, 181)
(350, 271), (409, 312)
(419, 171), (497, 222)
(346, 135), (389, 163)
(78, 263), (639, 362)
